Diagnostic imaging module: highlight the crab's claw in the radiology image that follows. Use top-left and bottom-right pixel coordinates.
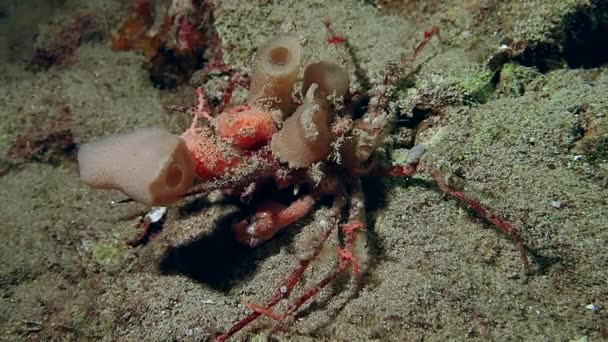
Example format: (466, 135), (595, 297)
(233, 196), (315, 247)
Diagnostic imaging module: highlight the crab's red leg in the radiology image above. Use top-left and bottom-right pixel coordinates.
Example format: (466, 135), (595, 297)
(233, 176), (344, 247)
(323, 19), (348, 45)
(403, 26), (442, 64)
(218, 73), (251, 113)
(425, 166), (531, 273)
(214, 255), (320, 342)
(275, 219), (364, 320)
(262, 180), (366, 334)
(195, 87), (215, 123)
(379, 152), (530, 273)
(215, 191), (346, 342)
(378, 160), (420, 178)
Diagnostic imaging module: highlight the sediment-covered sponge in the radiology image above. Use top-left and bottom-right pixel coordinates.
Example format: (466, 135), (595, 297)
(302, 61), (349, 100)
(247, 34), (303, 118)
(271, 84), (331, 168)
(77, 128), (195, 206)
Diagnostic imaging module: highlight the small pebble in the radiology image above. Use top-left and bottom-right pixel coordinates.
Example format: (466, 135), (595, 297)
(586, 304), (599, 312)
(506, 272), (520, 280)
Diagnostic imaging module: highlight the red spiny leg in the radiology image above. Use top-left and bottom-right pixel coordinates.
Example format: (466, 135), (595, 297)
(128, 207), (167, 247)
(403, 26), (442, 65)
(425, 166), (531, 273)
(249, 181), (366, 336)
(199, 31), (252, 113)
(374, 145), (424, 178)
(380, 155), (530, 272)
(337, 221), (365, 276)
(195, 87), (215, 123)
(215, 195), (346, 342)
(128, 214), (157, 247)
(233, 195), (316, 247)
(219, 73), (251, 113)
(323, 19), (347, 45)
(263, 213), (366, 335)
(379, 161), (420, 178)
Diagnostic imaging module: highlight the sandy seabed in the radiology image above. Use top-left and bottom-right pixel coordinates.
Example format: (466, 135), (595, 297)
(1, 0), (607, 341)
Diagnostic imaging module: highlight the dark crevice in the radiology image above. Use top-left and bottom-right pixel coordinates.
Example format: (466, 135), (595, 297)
(494, 1), (608, 73)
(562, 1), (608, 68)
(398, 106), (434, 129)
(514, 42), (564, 73)
(393, 103), (446, 148)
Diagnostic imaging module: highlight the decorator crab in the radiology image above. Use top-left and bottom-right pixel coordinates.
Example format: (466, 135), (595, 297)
(78, 28), (531, 341)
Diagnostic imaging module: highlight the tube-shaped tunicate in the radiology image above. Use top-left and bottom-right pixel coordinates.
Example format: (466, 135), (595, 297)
(247, 34), (303, 118)
(78, 128), (195, 206)
(271, 84), (331, 168)
(302, 61), (349, 100)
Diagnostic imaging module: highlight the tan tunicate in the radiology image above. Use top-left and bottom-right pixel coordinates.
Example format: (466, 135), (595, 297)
(271, 84), (332, 168)
(302, 61), (349, 100)
(77, 127), (195, 206)
(247, 34), (303, 118)
(339, 122), (373, 169)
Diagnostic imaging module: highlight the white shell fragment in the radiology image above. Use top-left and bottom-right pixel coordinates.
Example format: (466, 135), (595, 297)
(146, 207), (168, 223)
(586, 304), (599, 312)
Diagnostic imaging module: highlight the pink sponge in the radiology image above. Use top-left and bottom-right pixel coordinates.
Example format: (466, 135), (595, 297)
(77, 128), (195, 206)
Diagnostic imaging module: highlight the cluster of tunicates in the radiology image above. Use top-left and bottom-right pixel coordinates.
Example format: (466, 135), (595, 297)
(77, 34), (350, 205)
(248, 34), (349, 168)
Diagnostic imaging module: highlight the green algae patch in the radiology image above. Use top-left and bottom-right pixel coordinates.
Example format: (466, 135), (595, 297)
(459, 70), (496, 103)
(497, 62), (523, 97)
(250, 333), (268, 342)
(497, 62), (543, 97)
(92, 242), (127, 268)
